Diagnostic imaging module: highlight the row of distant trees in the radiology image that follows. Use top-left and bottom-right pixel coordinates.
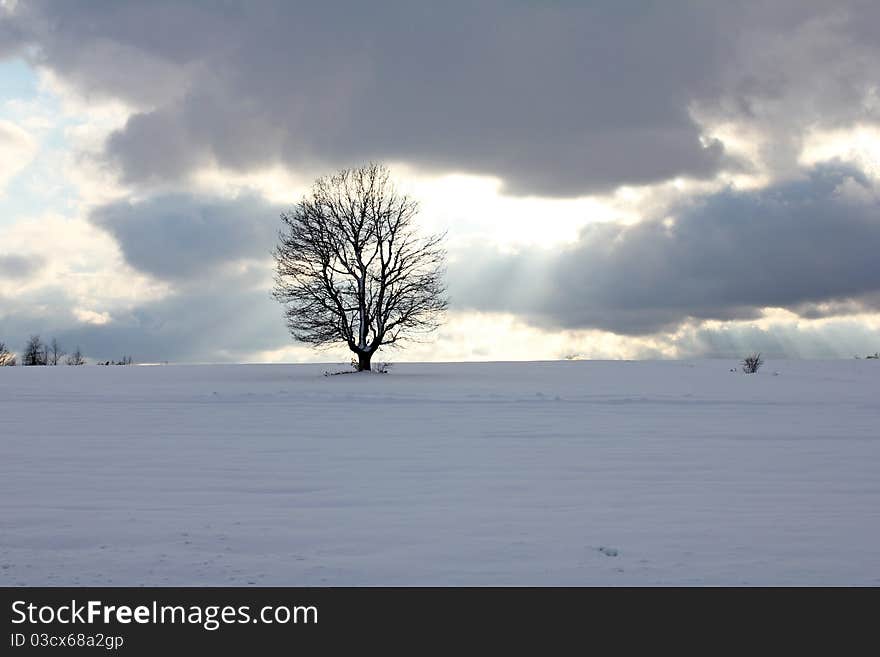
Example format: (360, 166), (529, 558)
(0, 336), (135, 367)
(1, 336), (136, 367)
(0, 336), (86, 366)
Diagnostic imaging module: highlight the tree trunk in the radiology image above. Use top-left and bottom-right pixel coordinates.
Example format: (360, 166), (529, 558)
(357, 351), (372, 372)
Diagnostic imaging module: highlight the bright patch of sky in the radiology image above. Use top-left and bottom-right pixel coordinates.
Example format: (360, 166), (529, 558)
(0, 59), (80, 225)
(0, 58), (34, 99)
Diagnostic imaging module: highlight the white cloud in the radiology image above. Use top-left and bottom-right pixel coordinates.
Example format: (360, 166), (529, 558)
(0, 212), (169, 310)
(73, 308), (112, 325)
(800, 125), (880, 180)
(0, 118), (36, 193)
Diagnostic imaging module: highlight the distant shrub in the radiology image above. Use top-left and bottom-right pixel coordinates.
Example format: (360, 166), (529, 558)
(866, 352), (879, 360)
(66, 347), (86, 366)
(0, 341), (16, 366)
(22, 335), (47, 366)
(375, 361), (392, 374)
(47, 338), (65, 366)
(99, 356), (133, 366)
(742, 353), (763, 374)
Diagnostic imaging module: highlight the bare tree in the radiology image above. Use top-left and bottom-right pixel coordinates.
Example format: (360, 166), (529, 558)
(48, 337), (65, 366)
(66, 346), (86, 366)
(0, 341), (16, 366)
(273, 163), (447, 371)
(742, 352), (763, 374)
(22, 335), (47, 366)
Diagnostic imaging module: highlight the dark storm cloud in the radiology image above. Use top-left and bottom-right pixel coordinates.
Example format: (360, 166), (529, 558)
(90, 193), (283, 280)
(0, 27), (22, 58)
(0, 0), (765, 195)
(451, 166), (880, 334)
(0, 4), (24, 57)
(5, 2), (876, 195)
(0, 253), (44, 279)
(691, 1), (880, 176)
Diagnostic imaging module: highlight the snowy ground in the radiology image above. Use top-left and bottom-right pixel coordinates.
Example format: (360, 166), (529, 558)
(1, 360), (878, 586)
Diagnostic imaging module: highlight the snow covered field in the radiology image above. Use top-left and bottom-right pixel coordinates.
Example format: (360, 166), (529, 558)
(1, 360), (878, 586)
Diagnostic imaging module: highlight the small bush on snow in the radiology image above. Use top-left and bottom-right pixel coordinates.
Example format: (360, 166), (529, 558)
(742, 353), (764, 374)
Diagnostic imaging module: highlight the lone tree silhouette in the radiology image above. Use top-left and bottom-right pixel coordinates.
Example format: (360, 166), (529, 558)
(273, 163), (447, 371)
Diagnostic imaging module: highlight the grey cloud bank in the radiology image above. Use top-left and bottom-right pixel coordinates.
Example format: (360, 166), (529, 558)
(90, 194), (283, 280)
(0, 253), (44, 279)
(451, 167), (880, 334)
(5, 1), (876, 195)
(0, 1), (758, 195)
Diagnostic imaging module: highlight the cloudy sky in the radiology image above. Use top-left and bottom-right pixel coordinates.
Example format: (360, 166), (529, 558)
(1, 0), (879, 363)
